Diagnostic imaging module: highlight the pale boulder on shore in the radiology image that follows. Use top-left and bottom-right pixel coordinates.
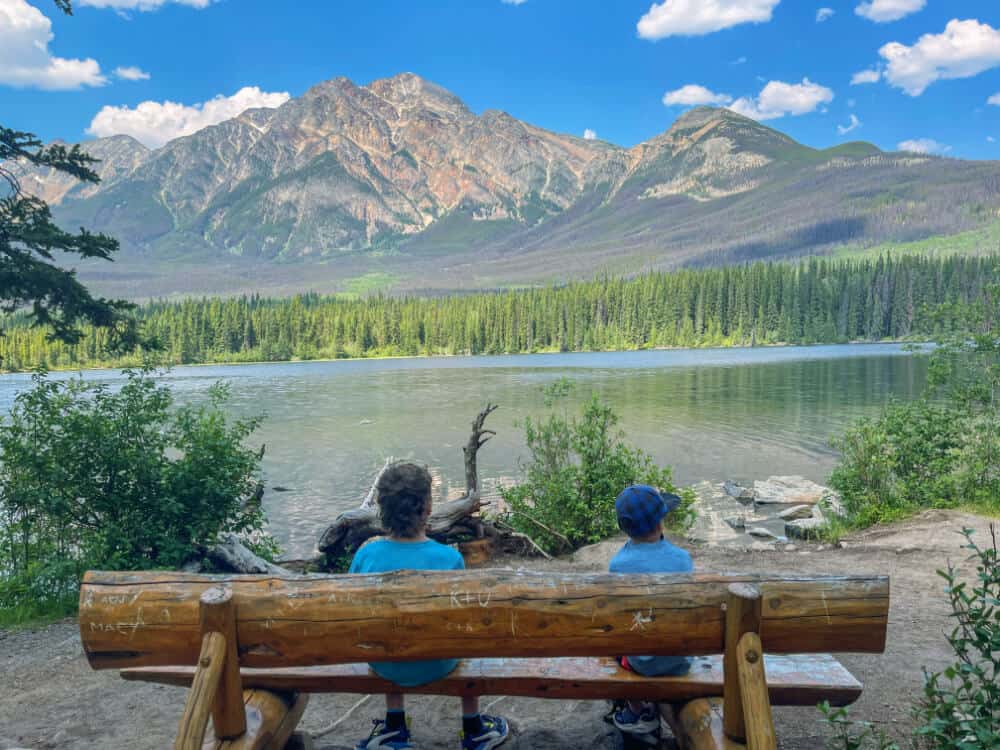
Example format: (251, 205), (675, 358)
(754, 476), (832, 505)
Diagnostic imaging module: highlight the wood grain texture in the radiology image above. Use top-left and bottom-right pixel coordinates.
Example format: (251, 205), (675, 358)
(199, 588), (246, 740)
(206, 690), (308, 750)
(174, 632), (226, 750)
(723, 584), (762, 742)
(123, 654), (863, 706)
(79, 570), (889, 670)
(676, 698), (744, 750)
(737, 633), (777, 750)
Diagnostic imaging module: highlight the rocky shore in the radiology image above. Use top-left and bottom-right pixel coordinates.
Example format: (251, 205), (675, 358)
(687, 475), (846, 550)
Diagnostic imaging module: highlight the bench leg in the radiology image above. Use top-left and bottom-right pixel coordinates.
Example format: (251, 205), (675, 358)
(206, 690), (308, 750)
(674, 699), (745, 750)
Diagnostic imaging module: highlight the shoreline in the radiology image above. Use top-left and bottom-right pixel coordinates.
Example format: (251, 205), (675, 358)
(0, 338), (929, 377)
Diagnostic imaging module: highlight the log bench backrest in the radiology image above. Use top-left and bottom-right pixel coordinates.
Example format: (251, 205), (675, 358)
(79, 569), (889, 671)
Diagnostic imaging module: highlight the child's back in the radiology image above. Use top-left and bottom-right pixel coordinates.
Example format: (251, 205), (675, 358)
(610, 486), (693, 679)
(350, 537), (464, 687)
(609, 537), (692, 575)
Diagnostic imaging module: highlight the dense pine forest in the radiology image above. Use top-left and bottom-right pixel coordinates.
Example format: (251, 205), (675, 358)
(1, 254), (996, 372)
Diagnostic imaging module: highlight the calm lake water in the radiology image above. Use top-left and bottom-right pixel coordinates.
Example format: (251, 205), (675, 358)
(0, 344), (927, 556)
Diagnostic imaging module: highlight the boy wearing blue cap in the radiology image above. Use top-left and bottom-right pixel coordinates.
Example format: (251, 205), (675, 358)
(609, 484), (693, 740)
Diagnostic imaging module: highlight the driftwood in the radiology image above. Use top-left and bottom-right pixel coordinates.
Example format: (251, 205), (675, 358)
(207, 534), (292, 576)
(317, 404), (529, 566)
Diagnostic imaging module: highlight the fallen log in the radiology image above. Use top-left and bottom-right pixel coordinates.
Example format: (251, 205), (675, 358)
(207, 534), (291, 576)
(316, 403), (535, 566)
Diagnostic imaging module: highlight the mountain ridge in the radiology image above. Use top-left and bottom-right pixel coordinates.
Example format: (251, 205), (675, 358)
(9, 73), (1000, 298)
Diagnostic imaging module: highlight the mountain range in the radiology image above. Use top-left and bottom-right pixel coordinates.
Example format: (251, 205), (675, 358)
(12, 72), (1000, 298)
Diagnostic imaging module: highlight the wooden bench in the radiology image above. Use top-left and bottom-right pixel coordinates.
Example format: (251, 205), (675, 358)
(79, 569), (890, 750)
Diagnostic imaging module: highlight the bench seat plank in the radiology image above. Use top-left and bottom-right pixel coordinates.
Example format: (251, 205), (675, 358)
(124, 654), (862, 707)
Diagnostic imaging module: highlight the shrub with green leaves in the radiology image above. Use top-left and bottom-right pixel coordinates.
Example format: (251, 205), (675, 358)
(830, 282), (999, 526)
(0, 368), (268, 622)
(821, 526), (999, 750)
(502, 381), (694, 554)
(914, 527), (999, 749)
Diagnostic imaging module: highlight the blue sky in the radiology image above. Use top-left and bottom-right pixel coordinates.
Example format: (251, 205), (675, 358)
(2, 0), (1000, 157)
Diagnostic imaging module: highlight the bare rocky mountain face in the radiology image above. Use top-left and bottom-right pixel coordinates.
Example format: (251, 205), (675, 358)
(10, 73), (1000, 297)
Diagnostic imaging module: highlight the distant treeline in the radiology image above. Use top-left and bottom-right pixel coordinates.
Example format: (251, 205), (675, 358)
(1, 254), (997, 371)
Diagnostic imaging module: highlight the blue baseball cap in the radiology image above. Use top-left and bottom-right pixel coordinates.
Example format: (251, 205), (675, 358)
(615, 485), (681, 537)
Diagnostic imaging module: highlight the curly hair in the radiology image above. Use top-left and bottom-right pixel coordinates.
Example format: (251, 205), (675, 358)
(376, 461), (433, 538)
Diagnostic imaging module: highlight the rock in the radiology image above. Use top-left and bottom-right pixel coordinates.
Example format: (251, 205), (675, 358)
(571, 537), (626, 568)
(784, 544), (797, 552)
(724, 515), (746, 530)
(820, 492), (847, 518)
(747, 526), (783, 541)
(785, 516), (827, 540)
(753, 476), (832, 506)
(686, 481), (745, 545)
(723, 480), (755, 502)
(778, 505), (814, 521)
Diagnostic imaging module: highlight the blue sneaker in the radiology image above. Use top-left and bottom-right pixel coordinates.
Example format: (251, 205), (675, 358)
(356, 718), (414, 749)
(461, 714), (510, 749)
(612, 703), (660, 736)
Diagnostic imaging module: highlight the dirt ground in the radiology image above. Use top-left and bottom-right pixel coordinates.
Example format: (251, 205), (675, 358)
(1, 510), (994, 750)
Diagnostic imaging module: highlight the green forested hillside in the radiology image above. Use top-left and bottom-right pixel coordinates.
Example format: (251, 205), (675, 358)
(2, 254), (996, 372)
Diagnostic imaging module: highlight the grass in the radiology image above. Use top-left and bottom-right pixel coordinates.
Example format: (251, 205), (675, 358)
(830, 218), (1000, 261)
(337, 272), (400, 298)
(0, 594), (78, 630)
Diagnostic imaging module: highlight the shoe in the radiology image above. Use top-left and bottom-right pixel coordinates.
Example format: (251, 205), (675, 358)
(612, 703), (660, 735)
(356, 719), (415, 749)
(461, 714), (510, 750)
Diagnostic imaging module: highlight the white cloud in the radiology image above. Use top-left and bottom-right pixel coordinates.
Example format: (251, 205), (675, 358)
(851, 68), (882, 85)
(816, 7), (834, 22)
(848, 98), (857, 107)
(583, 129), (598, 140)
(501, 0), (527, 4)
(78, 0), (214, 10)
(837, 114), (861, 135)
(988, 92), (1000, 105)
(0, 0), (106, 90)
(663, 84), (733, 107)
(86, 86), (291, 148)
(114, 66), (150, 81)
(879, 19), (1000, 96)
(637, 0), (781, 40)
(728, 78), (834, 120)
(988, 136), (996, 143)
(855, 0), (925, 23)
(732, 56), (748, 65)
(897, 138), (950, 154)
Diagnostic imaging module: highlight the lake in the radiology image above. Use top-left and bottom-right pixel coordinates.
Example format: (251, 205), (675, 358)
(0, 344), (927, 556)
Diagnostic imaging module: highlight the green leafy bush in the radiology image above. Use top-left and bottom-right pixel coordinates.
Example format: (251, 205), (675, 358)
(819, 701), (900, 750)
(830, 282), (999, 526)
(502, 382), (694, 554)
(914, 527), (999, 749)
(0, 368), (268, 621)
(830, 401), (963, 526)
(821, 526), (999, 750)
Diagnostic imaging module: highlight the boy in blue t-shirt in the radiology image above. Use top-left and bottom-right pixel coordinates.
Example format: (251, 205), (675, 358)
(608, 484), (693, 741)
(350, 461), (509, 750)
